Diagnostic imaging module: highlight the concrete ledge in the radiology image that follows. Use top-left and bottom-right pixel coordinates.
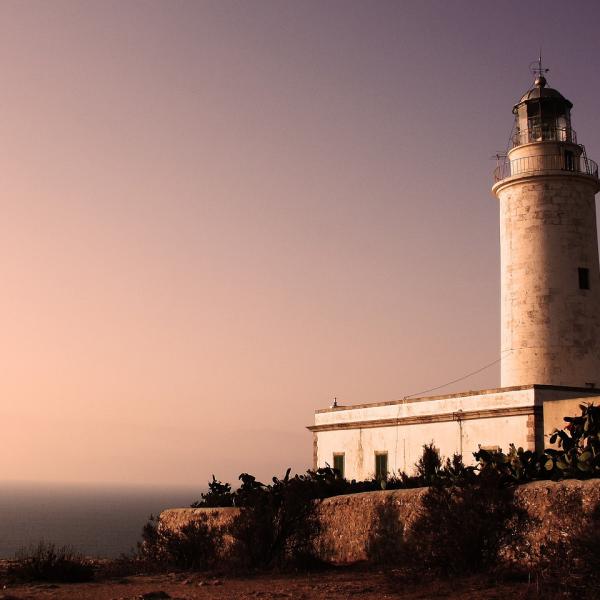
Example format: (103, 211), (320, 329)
(313, 384), (600, 414)
(308, 405), (537, 433)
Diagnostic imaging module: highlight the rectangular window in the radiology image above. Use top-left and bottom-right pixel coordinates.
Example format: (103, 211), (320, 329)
(333, 453), (345, 478)
(375, 452), (388, 480)
(579, 267), (590, 290)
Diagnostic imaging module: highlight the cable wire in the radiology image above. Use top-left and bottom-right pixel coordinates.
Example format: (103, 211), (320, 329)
(402, 349), (512, 400)
(391, 349), (511, 473)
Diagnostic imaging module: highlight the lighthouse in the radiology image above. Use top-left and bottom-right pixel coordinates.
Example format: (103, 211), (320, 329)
(492, 66), (600, 388)
(309, 65), (600, 481)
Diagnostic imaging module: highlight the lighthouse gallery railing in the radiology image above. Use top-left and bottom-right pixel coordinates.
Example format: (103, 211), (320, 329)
(494, 153), (599, 183)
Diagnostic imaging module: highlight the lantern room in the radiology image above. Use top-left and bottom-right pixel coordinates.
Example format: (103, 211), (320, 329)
(512, 75), (575, 146)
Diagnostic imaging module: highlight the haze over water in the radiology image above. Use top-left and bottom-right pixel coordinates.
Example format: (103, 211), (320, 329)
(0, 481), (201, 558)
(2, 0), (600, 490)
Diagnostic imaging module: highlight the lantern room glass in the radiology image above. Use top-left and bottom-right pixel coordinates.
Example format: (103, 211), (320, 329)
(514, 98), (573, 145)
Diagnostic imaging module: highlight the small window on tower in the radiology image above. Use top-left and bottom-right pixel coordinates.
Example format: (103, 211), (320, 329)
(333, 453), (345, 478)
(564, 150), (575, 171)
(579, 267), (590, 290)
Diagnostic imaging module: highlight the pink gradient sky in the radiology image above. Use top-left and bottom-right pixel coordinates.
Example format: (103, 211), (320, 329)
(2, 1), (600, 486)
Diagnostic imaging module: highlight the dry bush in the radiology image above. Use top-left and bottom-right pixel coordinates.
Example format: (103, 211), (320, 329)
(138, 513), (223, 571)
(404, 471), (524, 577)
(8, 541), (94, 583)
(365, 497), (404, 564)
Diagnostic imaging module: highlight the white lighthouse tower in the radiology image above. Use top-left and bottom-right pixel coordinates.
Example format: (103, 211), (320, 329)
(492, 64), (600, 388)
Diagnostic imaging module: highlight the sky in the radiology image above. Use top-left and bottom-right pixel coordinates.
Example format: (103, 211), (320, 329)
(2, 0), (600, 487)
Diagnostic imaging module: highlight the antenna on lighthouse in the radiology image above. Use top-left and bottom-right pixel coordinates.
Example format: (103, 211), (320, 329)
(530, 50), (549, 87)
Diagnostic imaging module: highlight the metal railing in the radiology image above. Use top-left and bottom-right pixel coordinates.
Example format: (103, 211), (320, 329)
(512, 127), (577, 147)
(494, 153), (599, 182)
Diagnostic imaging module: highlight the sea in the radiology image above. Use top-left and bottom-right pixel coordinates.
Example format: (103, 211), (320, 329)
(0, 481), (203, 559)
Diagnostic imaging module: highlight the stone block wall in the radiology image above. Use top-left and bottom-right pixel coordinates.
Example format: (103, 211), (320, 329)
(315, 479), (600, 563)
(159, 506), (240, 533)
(159, 479), (600, 565)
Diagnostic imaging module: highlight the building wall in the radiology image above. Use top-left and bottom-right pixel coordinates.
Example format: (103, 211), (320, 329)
(311, 387), (538, 480)
(495, 168), (600, 388)
(311, 386), (600, 481)
(315, 413), (532, 480)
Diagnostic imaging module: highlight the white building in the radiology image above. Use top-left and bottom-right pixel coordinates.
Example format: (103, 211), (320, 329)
(308, 68), (600, 480)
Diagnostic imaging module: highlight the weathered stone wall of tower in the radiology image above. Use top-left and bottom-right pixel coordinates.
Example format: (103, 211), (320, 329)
(497, 174), (600, 387)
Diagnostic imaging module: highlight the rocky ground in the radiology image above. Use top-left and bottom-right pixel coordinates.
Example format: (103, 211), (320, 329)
(0, 567), (562, 600)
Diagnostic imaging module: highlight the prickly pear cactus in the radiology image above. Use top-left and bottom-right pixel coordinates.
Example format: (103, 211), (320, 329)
(545, 403), (600, 477)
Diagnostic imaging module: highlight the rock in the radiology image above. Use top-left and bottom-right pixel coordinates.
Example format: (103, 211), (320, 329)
(140, 592), (171, 599)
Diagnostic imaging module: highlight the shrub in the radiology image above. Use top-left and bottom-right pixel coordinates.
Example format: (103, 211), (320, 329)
(404, 470), (523, 576)
(138, 513), (223, 571)
(8, 541), (94, 583)
(474, 443), (546, 483)
(473, 403), (600, 484)
(415, 442), (442, 484)
(228, 469), (323, 569)
(413, 445), (477, 487)
(439, 452), (476, 485)
(545, 403), (600, 478)
(365, 497), (404, 564)
(191, 476), (234, 508)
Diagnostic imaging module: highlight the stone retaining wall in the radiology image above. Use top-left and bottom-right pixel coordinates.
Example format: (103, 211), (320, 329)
(159, 479), (600, 564)
(159, 507), (240, 533)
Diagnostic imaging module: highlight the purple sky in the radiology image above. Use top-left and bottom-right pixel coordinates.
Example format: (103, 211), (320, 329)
(2, 1), (600, 486)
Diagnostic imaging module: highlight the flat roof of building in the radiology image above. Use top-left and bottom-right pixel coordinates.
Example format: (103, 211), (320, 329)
(314, 384), (600, 414)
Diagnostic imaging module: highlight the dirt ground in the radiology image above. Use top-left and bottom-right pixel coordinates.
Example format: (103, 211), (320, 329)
(0, 567), (558, 600)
